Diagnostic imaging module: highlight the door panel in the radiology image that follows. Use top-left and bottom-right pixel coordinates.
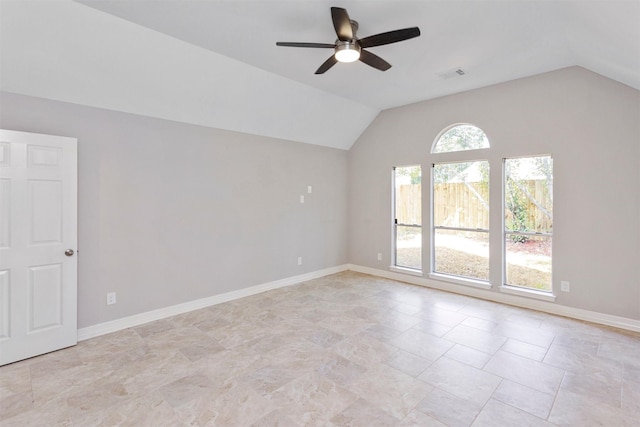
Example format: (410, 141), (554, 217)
(29, 180), (63, 245)
(27, 145), (62, 168)
(0, 129), (77, 366)
(28, 264), (63, 331)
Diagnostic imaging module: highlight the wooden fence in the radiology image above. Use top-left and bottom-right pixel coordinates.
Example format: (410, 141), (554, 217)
(397, 180), (552, 231)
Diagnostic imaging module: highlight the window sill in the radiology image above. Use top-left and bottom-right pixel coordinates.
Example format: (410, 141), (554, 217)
(500, 285), (556, 302)
(428, 273), (492, 290)
(389, 266), (423, 277)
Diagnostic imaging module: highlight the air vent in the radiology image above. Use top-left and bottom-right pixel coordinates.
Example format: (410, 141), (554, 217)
(437, 67), (466, 80)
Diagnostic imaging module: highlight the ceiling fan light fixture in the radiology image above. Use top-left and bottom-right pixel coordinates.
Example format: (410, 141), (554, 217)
(335, 41), (361, 63)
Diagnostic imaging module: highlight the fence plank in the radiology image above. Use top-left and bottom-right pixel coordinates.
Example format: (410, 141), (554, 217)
(397, 181), (552, 231)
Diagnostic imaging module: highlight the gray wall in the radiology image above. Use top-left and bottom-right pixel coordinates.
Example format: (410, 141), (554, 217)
(2, 66), (639, 328)
(348, 67), (640, 320)
(0, 92), (348, 328)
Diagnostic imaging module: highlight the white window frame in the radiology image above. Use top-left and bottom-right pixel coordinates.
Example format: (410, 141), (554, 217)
(430, 160), (491, 287)
(500, 155), (555, 300)
(391, 165), (423, 275)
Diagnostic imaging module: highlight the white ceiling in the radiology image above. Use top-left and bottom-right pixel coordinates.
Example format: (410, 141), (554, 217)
(1, 1), (639, 150)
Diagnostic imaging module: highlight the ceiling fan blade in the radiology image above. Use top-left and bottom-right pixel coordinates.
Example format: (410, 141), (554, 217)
(315, 55), (338, 74)
(359, 27), (421, 48)
(276, 42), (335, 48)
(331, 7), (353, 41)
(359, 49), (391, 71)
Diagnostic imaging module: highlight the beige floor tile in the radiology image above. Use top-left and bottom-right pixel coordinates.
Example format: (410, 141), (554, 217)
(177, 336), (226, 362)
(316, 355), (367, 387)
(484, 350), (565, 394)
(98, 390), (179, 426)
(333, 332), (399, 367)
(268, 372), (358, 425)
(158, 373), (215, 407)
(321, 315), (376, 337)
(305, 327), (346, 348)
(504, 312), (546, 328)
(552, 329), (602, 354)
(598, 338), (640, 370)
(458, 304), (511, 323)
(240, 364), (299, 396)
(0, 391), (34, 422)
(330, 398), (400, 426)
(27, 349), (83, 380)
(622, 376), (640, 413)
(460, 316), (499, 332)
(391, 301), (424, 316)
(1, 271), (638, 425)
(114, 352), (196, 396)
(31, 360), (114, 403)
(65, 381), (129, 421)
(443, 324), (508, 354)
(251, 409), (302, 427)
(346, 363), (433, 419)
(134, 319), (175, 338)
(549, 388), (638, 426)
(412, 318), (453, 337)
(559, 370), (623, 407)
(363, 323), (404, 342)
(415, 387), (483, 427)
(398, 409), (447, 427)
(0, 364), (31, 396)
(385, 349), (433, 377)
(175, 381), (274, 426)
(492, 322), (555, 348)
(472, 399), (553, 427)
(543, 341), (624, 377)
(492, 379), (555, 419)
(391, 329), (454, 362)
(501, 338), (548, 361)
(418, 357), (501, 405)
(444, 343), (492, 369)
(415, 306), (468, 327)
(1, 396), (72, 427)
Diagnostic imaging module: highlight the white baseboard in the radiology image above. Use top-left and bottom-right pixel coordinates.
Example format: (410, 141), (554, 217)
(347, 264), (640, 333)
(78, 264), (349, 341)
(78, 263), (639, 341)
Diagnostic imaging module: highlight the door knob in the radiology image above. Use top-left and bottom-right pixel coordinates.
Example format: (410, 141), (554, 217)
(65, 249), (75, 257)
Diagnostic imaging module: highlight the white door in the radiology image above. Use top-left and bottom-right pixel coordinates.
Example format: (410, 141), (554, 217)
(0, 129), (78, 366)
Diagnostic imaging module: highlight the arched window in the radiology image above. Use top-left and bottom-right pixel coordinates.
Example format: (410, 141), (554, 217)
(431, 124), (490, 284)
(429, 123), (553, 296)
(432, 124), (490, 153)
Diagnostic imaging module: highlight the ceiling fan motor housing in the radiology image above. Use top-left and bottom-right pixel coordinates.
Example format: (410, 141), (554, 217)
(335, 40), (361, 62)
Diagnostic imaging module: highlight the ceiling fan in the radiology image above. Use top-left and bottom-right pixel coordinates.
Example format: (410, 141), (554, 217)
(276, 7), (420, 74)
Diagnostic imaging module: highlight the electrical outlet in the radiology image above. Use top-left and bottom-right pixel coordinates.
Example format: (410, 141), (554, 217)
(297, 257), (303, 265)
(561, 281), (570, 292)
(377, 253), (382, 261)
(106, 292), (117, 305)
(299, 195), (304, 204)
(307, 185), (312, 194)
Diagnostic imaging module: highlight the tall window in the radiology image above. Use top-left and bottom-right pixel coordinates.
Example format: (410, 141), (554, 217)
(433, 161), (490, 281)
(431, 124), (490, 282)
(504, 156), (553, 292)
(393, 166), (421, 270)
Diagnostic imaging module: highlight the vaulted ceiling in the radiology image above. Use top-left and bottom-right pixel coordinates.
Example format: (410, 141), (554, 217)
(1, 1), (638, 150)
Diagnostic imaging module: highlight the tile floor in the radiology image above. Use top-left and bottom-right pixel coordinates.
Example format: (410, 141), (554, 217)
(1, 271), (639, 426)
